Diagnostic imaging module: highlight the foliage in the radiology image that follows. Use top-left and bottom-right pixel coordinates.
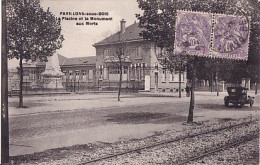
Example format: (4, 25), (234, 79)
(6, 0), (64, 107)
(136, 0), (260, 83)
(7, 0), (64, 60)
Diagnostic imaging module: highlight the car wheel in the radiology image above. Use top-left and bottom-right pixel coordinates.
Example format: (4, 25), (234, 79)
(250, 101), (254, 107)
(239, 102), (245, 108)
(225, 101), (229, 107)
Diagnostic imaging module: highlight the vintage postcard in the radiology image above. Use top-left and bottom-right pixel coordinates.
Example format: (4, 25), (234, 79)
(2, 0), (259, 164)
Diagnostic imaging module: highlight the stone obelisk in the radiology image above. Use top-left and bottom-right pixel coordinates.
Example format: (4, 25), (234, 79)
(41, 53), (64, 89)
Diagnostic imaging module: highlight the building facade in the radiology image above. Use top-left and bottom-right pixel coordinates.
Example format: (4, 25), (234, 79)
(13, 20), (187, 92)
(21, 55), (96, 91)
(93, 20), (187, 92)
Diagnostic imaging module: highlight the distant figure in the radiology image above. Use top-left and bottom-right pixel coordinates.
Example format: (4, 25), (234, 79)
(186, 85), (190, 97)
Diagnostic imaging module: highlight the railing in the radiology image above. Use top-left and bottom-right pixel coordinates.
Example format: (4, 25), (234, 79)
(16, 79), (145, 93)
(195, 82), (260, 92)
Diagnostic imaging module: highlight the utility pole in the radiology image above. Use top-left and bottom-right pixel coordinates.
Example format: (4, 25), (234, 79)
(2, 0), (10, 163)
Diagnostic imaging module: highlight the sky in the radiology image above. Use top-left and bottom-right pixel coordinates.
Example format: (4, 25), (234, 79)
(8, 0), (142, 68)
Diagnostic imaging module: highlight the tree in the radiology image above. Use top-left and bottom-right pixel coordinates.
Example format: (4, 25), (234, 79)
(2, 0), (9, 163)
(7, 0), (64, 107)
(137, 0), (260, 123)
(166, 53), (187, 98)
(153, 46), (187, 98)
(101, 30), (134, 101)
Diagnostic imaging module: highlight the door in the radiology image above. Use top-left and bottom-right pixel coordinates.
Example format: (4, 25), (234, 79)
(155, 72), (158, 91)
(145, 75), (150, 90)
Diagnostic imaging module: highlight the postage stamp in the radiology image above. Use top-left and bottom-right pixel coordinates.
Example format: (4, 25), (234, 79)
(211, 14), (250, 60)
(174, 10), (213, 57)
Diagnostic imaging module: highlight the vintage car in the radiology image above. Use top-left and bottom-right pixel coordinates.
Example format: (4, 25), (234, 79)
(224, 87), (254, 108)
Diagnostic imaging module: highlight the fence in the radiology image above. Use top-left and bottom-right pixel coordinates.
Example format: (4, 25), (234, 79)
(11, 79), (259, 94)
(195, 82), (260, 92)
(15, 79), (145, 93)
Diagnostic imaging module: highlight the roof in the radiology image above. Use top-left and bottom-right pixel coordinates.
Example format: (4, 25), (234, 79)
(93, 22), (145, 46)
(62, 56), (96, 66)
(227, 86), (248, 90)
(23, 54), (96, 68)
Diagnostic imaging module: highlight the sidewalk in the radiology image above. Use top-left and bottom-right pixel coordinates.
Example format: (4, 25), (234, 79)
(8, 92), (189, 116)
(9, 91), (257, 116)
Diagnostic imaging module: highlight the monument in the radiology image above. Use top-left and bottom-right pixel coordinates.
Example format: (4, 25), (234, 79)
(41, 53), (64, 89)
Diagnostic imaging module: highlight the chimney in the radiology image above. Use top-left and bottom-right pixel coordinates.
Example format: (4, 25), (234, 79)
(120, 19), (126, 33)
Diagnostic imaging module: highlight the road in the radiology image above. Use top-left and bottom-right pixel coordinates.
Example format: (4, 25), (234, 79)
(8, 92), (259, 156)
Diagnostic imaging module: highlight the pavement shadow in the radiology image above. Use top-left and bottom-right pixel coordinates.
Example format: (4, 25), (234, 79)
(196, 103), (259, 111)
(105, 112), (186, 124)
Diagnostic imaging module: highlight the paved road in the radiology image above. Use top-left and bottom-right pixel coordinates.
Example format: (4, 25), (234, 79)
(9, 92), (259, 156)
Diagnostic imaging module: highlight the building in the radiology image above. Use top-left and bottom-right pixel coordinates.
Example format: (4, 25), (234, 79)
(15, 20), (187, 93)
(93, 19), (187, 92)
(8, 68), (20, 92)
(22, 54), (96, 91)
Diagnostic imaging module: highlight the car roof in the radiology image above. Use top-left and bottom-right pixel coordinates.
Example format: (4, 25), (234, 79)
(227, 86), (248, 90)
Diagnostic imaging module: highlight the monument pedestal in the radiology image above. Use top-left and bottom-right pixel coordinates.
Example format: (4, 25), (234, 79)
(43, 76), (63, 89)
(41, 53), (64, 90)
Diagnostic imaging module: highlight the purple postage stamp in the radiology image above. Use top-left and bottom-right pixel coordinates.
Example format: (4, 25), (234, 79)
(174, 10), (212, 57)
(212, 14), (250, 60)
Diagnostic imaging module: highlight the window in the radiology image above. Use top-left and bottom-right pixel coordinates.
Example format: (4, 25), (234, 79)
(89, 70), (93, 80)
(155, 46), (162, 56)
(155, 63), (159, 71)
(155, 72), (158, 84)
(173, 71), (184, 82)
(135, 46), (142, 59)
(104, 67), (108, 80)
(23, 71), (29, 76)
(39, 70), (44, 80)
(136, 66), (141, 80)
(109, 67), (118, 74)
(103, 49), (108, 57)
(104, 49), (113, 58)
(155, 47), (167, 59)
(69, 71), (73, 80)
(82, 70), (86, 76)
(123, 66), (128, 74)
(99, 68), (103, 79)
(141, 63), (145, 80)
(75, 71), (80, 81)
(169, 69), (174, 82)
(130, 66), (135, 80)
(173, 71), (179, 82)
(82, 70), (87, 81)
(30, 70), (36, 81)
(65, 70), (69, 79)
(162, 68), (166, 82)
(108, 66), (127, 74)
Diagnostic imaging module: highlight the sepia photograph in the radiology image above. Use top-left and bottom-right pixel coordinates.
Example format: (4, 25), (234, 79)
(1, 0), (259, 164)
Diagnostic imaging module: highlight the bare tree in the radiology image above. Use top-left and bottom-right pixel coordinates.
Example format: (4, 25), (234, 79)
(102, 31), (134, 101)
